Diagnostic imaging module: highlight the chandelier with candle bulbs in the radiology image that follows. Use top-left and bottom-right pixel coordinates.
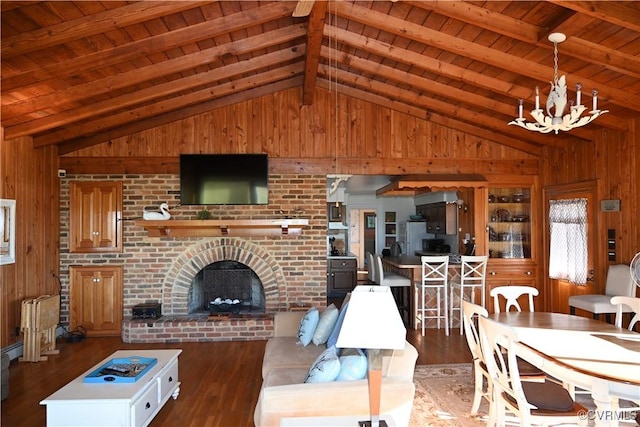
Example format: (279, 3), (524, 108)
(508, 33), (607, 134)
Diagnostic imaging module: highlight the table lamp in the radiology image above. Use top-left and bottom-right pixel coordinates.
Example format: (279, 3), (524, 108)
(336, 285), (407, 427)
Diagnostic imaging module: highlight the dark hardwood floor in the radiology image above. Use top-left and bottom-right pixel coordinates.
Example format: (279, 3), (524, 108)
(1, 327), (471, 427)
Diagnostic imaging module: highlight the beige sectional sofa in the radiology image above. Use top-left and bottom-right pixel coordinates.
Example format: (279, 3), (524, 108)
(254, 307), (419, 426)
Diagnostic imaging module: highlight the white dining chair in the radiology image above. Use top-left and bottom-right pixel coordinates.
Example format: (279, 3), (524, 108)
(374, 254), (411, 324)
(611, 295), (640, 331)
(568, 264), (635, 322)
(416, 256), (449, 336)
(478, 316), (588, 427)
(450, 255), (488, 335)
(366, 252), (376, 284)
(490, 285), (539, 313)
(461, 300), (490, 416)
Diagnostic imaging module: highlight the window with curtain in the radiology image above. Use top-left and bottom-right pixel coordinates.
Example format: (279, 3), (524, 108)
(548, 198), (588, 284)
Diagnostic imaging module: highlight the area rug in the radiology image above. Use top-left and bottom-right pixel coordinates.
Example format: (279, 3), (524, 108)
(409, 363), (638, 426)
(410, 363), (486, 426)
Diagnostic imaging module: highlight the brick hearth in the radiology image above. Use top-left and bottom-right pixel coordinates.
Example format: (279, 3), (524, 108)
(123, 314), (274, 343)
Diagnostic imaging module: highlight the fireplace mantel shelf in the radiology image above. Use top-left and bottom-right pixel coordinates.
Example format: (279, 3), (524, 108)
(135, 219), (309, 237)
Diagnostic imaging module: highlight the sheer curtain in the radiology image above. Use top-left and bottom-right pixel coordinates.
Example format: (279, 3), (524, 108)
(548, 198), (588, 284)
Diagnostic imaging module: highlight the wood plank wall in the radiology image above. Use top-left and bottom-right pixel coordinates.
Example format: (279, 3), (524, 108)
(541, 120), (640, 310)
(0, 131), (60, 348)
(61, 87), (539, 176)
(2, 88), (638, 349)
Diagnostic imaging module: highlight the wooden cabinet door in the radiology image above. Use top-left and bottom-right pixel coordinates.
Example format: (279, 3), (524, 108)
(70, 181), (122, 253)
(485, 263), (537, 313)
(327, 259), (357, 296)
(70, 265), (123, 336)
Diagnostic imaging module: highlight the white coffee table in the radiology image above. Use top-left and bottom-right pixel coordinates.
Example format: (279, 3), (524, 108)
(40, 349), (181, 427)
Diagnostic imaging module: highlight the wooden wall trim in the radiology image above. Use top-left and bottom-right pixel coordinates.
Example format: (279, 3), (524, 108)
(60, 156), (540, 176)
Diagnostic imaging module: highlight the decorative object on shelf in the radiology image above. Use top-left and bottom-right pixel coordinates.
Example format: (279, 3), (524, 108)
(143, 203), (171, 220)
(336, 286), (406, 427)
(631, 252), (640, 288)
(196, 208), (211, 220)
(488, 194), (495, 203)
(495, 208), (511, 222)
(508, 33), (607, 134)
(497, 195), (510, 203)
(511, 193), (528, 203)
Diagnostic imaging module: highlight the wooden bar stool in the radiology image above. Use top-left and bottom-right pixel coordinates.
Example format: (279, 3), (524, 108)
(416, 256), (450, 336)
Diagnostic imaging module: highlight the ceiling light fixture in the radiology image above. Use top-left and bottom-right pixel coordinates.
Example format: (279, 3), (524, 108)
(508, 33), (607, 135)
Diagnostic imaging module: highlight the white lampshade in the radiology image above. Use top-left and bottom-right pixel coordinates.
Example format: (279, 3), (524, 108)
(336, 285), (406, 350)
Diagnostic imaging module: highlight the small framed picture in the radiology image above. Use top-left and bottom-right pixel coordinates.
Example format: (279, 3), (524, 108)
(366, 215), (376, 229)
(0, 199), (16, 265)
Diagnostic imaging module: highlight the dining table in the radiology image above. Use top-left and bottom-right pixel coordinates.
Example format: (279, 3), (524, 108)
(491, 311), (640, 427)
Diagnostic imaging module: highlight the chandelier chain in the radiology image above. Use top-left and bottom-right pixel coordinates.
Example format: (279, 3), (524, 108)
(553, 41), (559, 86)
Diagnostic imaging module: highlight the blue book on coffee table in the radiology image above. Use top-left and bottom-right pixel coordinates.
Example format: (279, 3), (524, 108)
(83, 356), (157, 383)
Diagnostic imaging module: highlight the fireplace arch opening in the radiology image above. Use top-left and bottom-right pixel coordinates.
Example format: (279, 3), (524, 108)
(162, 238), (285, 315)
(188, 261), (266, 314)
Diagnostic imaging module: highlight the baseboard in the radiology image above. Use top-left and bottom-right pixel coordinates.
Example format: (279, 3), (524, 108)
(1, 326), (65, 362)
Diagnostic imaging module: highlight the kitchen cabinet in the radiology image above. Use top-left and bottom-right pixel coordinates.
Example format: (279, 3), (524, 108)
(70, 181), (123, 253)
(70, 265), (123, 337)
(485, 264), (537, 313)
(482, 180), (539, 313)
(328, 203), (345, 222)
(487, 188), (532, 260)
(419, 202), (456, 234)
(327, 257), (357, 297)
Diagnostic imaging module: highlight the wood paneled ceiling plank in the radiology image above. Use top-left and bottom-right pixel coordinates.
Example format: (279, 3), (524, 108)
(34, 64), (305, 148)
(6, 44), (305, 140)
(2, 25), (307, 121)
(301, 0), (328, 105)
(562, 37), (640, 80)
(318, 63), (578, 149)
(320, 43), (618, 138)
(334, 1), (640, 112)
(316, 74), (546, 156)
(407, 1), (639, 79)
(1, 1), (213, 59)
(547, 1), (640, 33)
(55, 77), (303, 155)
(406, 0), (540, 42)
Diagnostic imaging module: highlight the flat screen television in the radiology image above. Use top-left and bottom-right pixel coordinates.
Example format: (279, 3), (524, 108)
(180, 154), (269, 205)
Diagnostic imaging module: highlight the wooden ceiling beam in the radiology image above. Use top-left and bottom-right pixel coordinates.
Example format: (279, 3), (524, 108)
(1, 2), (296, 92)
(35, 64), (305, 148)
(327, 25), (624, 132)
(3, 25), (307, 121)
(1, 1), (212, 59)
(321, 44), (596, 141)
(546, 1), (640, 33)
(406, 1), (540, 42)
(318, 63), (575, 150)
(301, 0), (328, 105)
(408, 1), (639, 79)
(55, 77), (303, 155)
(316, 78), (545, 157)
(6, 45), (305, 140)
(334, 1), (640, 111)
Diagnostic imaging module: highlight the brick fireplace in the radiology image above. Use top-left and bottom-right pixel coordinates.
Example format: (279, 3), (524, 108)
(162, 238), (284, 315)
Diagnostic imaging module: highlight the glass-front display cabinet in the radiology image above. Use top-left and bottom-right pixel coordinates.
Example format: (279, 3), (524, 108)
(487, 187), (531, 260)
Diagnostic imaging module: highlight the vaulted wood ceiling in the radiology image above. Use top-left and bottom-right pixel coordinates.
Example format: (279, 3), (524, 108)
(2, 1), (639, 156)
